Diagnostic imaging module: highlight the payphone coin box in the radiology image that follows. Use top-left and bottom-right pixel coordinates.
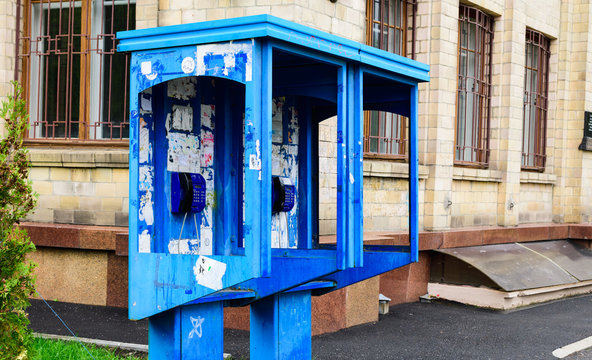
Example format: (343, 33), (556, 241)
(171, 172), (207, 213)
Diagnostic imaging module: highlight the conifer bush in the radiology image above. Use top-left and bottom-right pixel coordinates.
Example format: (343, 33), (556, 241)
(0, 82), (37, 360)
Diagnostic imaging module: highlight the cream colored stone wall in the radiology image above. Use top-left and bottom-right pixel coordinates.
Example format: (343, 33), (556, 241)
(518, 183), (553, 224)
(156, 0), (366, 43)
(450, 180), (497, 228)
(363, 176), (426, 232)
(25, 149), (129, 226)
(318, 117), (337, 235)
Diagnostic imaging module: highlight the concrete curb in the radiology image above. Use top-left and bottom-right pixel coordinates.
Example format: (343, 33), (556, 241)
(34, 333), (232, 358)
(34, 333), (148, 352)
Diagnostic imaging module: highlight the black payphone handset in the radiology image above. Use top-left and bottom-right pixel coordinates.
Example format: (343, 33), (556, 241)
(272, 176), (296, 213)
(171, 172), (207, 213)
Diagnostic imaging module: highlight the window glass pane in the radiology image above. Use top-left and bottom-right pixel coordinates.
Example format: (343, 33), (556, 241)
(522, 30), (550, 169)
(370, 111), (379, 153)
(101, 3), (136, 139)
(42, 6), (81, 138)
(365, 0), (412, 157)
(456, 6), (492, 164)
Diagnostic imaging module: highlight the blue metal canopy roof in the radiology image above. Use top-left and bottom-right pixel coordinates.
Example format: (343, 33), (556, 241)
(117, 14), (429, 82)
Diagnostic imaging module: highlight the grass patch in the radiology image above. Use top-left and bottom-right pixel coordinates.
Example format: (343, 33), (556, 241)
(31, 338), (146, 360)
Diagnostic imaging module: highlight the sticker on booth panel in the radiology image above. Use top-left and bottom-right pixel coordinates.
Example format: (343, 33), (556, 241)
(139, 119), (152, 164)
(139, 191), (154, 226)
(170, 105), (193, 132)
(181, 56), (196, 74)
(193, 256), (227, 291)
(167, 77), (197, 101)
(195, 41), (253, 83)
(167, 132), (201, 173)
(138, 230), (151, 253)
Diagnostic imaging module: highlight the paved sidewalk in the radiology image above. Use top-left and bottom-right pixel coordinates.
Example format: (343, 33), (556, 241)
(29, 295), (592, 359)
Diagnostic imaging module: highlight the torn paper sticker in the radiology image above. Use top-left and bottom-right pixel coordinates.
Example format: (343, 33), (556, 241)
(201, 104), (214, 129)
(182, 56), (195, 74)
(167, 77), (197, 100)
(139, 118), (151, 164)
(141, 61), (151, 75)
(195, 42), (253, 82)
(167, 132), (200, 173)
(140, 94), (152, 113)
(139, 165), (154, 191)
(168, 239), (200, 254)
(193, 256), (226, 291)
(141, 61), (157, 80)
(272, 98), (283, 143)
(139, 230), (151, 253)
(171, 105), (193, 132)
(249, 139), (262, 171)
(201, 130), (214, 168)
(139, 191), (154, 226)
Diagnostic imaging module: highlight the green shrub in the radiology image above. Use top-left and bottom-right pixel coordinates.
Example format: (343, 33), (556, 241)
(0, 82), (38, 360)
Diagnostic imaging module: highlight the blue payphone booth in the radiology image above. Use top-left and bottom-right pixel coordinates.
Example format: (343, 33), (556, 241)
(118, 15), (429, 359)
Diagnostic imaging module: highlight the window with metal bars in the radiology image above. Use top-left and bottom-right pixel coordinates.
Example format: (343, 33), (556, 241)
(522, 29), (550, 171)
(364, 0), (416, 158)
(18, 0), (135, 141)
(455, 5), (493, 166)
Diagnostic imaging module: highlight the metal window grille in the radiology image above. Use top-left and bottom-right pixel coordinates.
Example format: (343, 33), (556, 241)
(455, 5), (493, 166)
(18, 0), (135, 141)
(522, 29), (550, 171)
(364, 0), (416, 158)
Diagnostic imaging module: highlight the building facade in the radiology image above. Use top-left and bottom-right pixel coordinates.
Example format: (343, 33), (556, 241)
(1, 0), (592, 333)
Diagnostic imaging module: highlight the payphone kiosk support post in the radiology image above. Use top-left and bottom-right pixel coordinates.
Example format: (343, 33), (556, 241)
(118, 15), (429, 359)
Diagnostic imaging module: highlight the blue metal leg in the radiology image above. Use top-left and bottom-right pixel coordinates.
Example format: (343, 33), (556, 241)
(250, 290), (312, 360)
(149, 302), (224, 359)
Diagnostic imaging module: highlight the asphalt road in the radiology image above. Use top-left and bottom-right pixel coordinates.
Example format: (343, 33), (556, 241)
(29, 294), (592, 359)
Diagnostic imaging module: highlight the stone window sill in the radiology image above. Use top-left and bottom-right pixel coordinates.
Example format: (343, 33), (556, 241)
(452, 167), (502, 182)
(363, 159), (429, 179)
(28, 148), (129, 168)
(520, 171), (556, 185)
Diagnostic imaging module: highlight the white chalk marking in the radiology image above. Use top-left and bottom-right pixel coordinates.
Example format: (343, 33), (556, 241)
(552, 336), (592, 358)
(188, 316), (204, 339)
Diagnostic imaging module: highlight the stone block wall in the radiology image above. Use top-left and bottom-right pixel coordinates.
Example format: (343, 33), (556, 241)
(450, 180), (498, 228)
(319, 117), (337, 235)
(25, 149), (129, 227)
(519, 183), (553, 224)
(156, 0), (366, 43)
